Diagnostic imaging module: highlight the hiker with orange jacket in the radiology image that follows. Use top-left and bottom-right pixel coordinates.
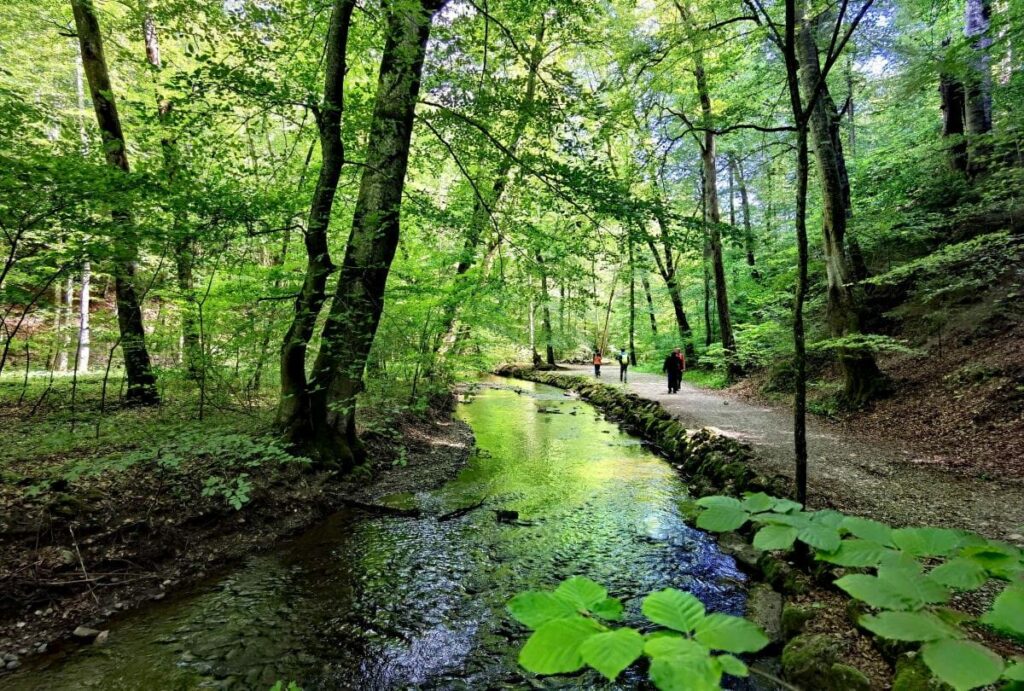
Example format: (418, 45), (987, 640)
(593, 351), (603, 378)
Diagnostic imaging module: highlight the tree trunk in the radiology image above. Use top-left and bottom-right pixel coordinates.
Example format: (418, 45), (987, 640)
(646, 214), (692, 348)
(55, 275), (73, 371)
(728, 154), (756, 267)
(72, 0), (158, 404)
(793, 125), (810, 507)
(695, 62), (737, 374)
(964, 0), (992, 175)
(641, 273), (658, 335)
(627, 236), (637, 366)
(537, 253), (555, 365)
(77, 261), (91, 373)
(940, 40), (969, 173)
(306, 0), (444, 468)
(276, 0), (356, 445)
(798, 20), (883, 408)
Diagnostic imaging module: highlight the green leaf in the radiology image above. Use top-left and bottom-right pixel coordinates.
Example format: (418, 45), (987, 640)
(693, 613), (770, 653)
(859, 611), (962, 641)
(642, 588), (706, 633)
(892, 527), (965, 557)
(809, 510), (846, 529)
(645, 638), (720, 691)
(591, 597), (625, 621)
(518, 616), (603, 675)
(841, 516), (894, 546)
(818, 539), (892, 567)
(753, 524), (798, 551)
(507, 591), (579, 629)
(579, 627), (644, 681)
(756, 512), (808, 528)
(981, 585), (1024, 639)
(1004, 660), (1024, 681)
(921, 639), (1004, 691)
(962, 542), (1024, 579)
(696, 506), (749, 532)
(798, 524), (842, 552)
(695, 495), (743, 509)
(771, 498), (803, 513)
(878, 564), (951, 608)
(741, 492), (775, 513)
(834, 574), (913, 610)
(930, 558), (989, 591)
(715, 653), (749, 677)
(555, 576), (607, 610)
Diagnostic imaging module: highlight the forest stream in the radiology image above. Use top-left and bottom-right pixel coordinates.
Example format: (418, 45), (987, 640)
(6, 377), (749, 690)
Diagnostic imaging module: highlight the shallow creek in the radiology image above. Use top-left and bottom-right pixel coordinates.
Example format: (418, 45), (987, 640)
(8, 377), (749, 689)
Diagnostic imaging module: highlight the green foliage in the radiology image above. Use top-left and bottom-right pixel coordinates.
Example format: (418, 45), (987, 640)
(508, 577), (768, 688)
(201, 474), (252, 510)
(693, 493), (1024, 689)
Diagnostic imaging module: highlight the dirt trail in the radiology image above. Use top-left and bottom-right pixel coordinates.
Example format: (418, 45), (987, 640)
(560, 365), (1024, 541)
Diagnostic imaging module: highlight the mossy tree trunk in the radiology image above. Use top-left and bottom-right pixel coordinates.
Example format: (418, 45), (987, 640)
(798, 20), (883, 408)
(277, 0), (356, 449)
(300, 0), (444, 468)
(72, 0), (158, 405)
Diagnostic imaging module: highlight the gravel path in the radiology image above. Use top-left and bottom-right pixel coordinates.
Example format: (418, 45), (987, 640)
(558, 365), (1024, 541)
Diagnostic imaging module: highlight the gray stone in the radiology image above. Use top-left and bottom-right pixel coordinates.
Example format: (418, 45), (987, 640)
(6, 660), (21, 671)
(746, 584), (783, 644)
(72, 626), (101, 641)
(93, 630), (109, 646)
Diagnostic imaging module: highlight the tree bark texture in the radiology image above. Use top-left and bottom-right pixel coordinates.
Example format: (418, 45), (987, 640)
(277, 0), (356, 445)
(305, 0), (444, 467)
(72, 0), (158, 404)
(798, 20), (883, 408)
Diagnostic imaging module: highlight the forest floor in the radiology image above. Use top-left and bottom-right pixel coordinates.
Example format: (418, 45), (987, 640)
(561, 365), (1024, 541)
(0, 378), (473, 674)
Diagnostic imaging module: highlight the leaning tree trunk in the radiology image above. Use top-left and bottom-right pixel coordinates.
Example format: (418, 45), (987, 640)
(627, 235), (637, 366)
(305, 0), (444, 468)
(72, 0), (158, 404)
(641, 273), (658, 335)
(77, 261), (91, 372)
(646, 214), (692, 349)
(695, 61), (737, 375)
(276, 0), (356, 444)
(798, 21), (884, 408)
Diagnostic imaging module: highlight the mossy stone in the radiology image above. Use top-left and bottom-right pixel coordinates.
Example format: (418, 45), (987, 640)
(781, 603), (814, 640)
(893, 653), (952, 691)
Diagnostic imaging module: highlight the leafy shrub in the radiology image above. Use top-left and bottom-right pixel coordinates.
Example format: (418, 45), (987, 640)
(507, 575), (768, 689)
(201, 474), (253, 510)
(693, 493), (1024, 690)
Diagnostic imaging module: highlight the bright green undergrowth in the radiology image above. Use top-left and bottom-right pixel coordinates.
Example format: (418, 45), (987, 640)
(507, 576), (768, 690)
(693, 493), (1024, 691)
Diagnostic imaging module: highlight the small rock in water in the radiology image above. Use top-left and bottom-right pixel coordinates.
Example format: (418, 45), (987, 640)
(72, 626), (101, 641)
(93, 631), (110, 646)
(495, 510), (519, 523)
(6, 660), (20, 671)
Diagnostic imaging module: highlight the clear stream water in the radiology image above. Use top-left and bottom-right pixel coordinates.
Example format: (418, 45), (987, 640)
(8, 377), (749, 690)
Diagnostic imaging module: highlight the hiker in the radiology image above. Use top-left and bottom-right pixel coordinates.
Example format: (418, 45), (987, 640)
(618, 348), (629, 383)
(593, 351), (603, 377)
(662, 347), (686, 393)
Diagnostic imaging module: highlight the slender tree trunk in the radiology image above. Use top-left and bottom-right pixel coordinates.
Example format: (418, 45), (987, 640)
(306, 0), (444, 467)
(729, 155), (756, 267)
(72, 0), (158, 404)
(77, 261), (91, 373)
(142, 9), (200, 375)
(57, 274), (73, 371)
(646, 214), (692, 348)
(537, 253), (555, 365)
(793, 126), (810, 507)
(641, 273), (658, 336)
(628, 236), (637, 366)
(695, 62), (737, 373)
(799, 20), (883, 408)
(277, 0), (356, 445)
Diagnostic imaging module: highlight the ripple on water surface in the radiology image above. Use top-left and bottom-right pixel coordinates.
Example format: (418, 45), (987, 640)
(8, 377), (748, 690)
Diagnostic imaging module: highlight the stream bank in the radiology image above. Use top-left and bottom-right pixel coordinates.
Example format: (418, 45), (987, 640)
(0, 396), (473, 677)
(4, 376), (752, 689)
